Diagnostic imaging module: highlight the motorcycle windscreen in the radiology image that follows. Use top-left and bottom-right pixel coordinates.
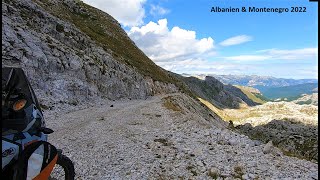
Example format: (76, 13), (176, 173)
(2, 67), (42, 113)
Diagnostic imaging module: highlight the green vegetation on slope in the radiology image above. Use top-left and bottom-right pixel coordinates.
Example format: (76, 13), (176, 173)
(253, 93), (270, 102)
(234, 85), (268, 104)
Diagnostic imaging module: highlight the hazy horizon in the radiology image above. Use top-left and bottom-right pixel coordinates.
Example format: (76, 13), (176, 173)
(179, 72), (319, 80)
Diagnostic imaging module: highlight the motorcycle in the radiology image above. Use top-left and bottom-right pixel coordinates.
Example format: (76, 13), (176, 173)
(2, 67), (75, 180)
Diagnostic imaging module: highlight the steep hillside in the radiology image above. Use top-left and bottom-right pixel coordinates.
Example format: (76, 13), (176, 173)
(178, 74), (269, 109)
(2, 0), (182, 109)
(233, 85), (268, 104)
(31, 0), (178, 84)
(177, 76), (261, 109)
(181, 76), (242, 109)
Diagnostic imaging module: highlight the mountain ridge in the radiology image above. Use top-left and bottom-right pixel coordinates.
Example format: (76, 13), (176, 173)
(183, 73), (318, 87)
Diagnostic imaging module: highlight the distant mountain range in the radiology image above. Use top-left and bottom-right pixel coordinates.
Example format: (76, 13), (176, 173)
(182, 74), (318, 87)
(256, 83), (318, 100)
(181, 74), (318, 101)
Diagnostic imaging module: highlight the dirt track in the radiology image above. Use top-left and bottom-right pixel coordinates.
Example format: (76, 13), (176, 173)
(45, 93), (318, 180)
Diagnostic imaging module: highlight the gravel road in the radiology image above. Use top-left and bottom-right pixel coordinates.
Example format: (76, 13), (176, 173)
(45, 93), (318, 180)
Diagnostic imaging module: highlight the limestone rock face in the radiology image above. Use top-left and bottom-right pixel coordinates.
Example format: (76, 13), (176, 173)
(2, 0), (178, 109)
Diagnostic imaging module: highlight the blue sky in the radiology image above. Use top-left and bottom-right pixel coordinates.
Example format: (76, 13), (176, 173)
(82, 0), (318, 79)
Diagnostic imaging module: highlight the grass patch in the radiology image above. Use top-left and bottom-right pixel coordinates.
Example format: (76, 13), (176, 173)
(198, 97), (249, 121)
(198, 98), (228, 119)
(235, 85), (267, 104)
(162, 96), (182, 112)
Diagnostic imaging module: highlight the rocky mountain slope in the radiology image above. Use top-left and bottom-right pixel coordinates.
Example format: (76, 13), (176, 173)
(177, 76), (262, 109)
(232, 85), (268, 104)
(2, 0), (180, 110)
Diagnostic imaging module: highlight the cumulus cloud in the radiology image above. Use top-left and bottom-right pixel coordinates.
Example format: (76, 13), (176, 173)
(219, 35), (253, 46)
(150, 4), (169, 16)
(82, 0), (146, 27)
(128, 19), (215, 62)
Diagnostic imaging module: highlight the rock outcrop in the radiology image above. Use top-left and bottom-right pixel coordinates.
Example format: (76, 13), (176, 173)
(292, 93), (318, 105)
(236, 119), (318, 162)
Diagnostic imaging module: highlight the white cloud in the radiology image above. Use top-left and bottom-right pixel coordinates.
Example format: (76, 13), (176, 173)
(81, 0), (146, 27)
(151, 47), (317, 79)
(223, 55), (271, 61)
(150, 5), (169, 16)
(223, 48), (318, 61)
(260, 48), (318, 60)
(155, 58), (252, 75)
(128, 19), (215, 62)
(219, 35), (253, 46)
(155, 57), (318, 79)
